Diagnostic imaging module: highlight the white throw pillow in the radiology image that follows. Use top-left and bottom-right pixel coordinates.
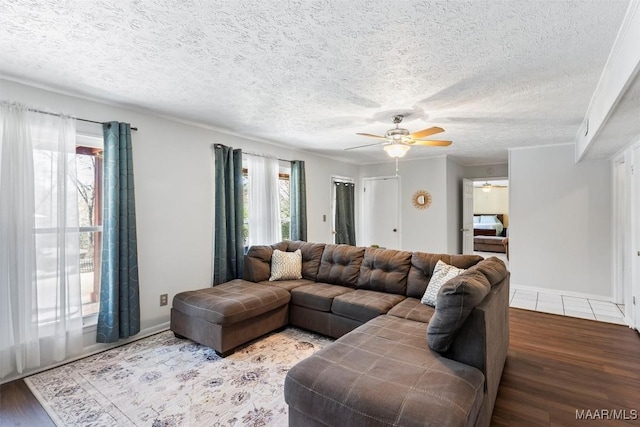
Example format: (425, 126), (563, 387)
(421, 260), (466, 307)
(269, 249), (303, 281)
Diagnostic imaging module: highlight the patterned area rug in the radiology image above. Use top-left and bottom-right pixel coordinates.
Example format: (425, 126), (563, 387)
(25, 328), (332, 426)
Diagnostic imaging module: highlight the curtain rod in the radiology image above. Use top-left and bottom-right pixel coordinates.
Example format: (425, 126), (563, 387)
(243, 150), (288, 163)
(31, 108), (138, 131)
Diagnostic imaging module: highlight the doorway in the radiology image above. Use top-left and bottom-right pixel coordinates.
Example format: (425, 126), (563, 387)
(463, 178), (509, 264)
(361, 176), (400, 249)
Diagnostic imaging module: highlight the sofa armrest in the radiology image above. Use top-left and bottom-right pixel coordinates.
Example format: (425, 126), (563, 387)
(243, 245), (275, 282)
(443, 274), (510, 427)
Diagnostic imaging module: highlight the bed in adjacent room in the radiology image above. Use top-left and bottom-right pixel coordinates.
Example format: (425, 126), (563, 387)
(473, 214), (507, 253)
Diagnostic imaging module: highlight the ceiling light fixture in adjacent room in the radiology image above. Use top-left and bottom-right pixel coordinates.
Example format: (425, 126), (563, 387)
(482, 182), (492, 193)
(384, 143), (410, 158)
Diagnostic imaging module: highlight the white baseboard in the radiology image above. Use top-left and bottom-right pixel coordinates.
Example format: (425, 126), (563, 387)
(510, 284), (614, 302)
(1, 322), (170, 385)
(82, 322), (170, 354)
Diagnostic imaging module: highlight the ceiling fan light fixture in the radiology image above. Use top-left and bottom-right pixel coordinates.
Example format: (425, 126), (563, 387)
(385, 127), (411, 143)
(384, 144), (410, 158)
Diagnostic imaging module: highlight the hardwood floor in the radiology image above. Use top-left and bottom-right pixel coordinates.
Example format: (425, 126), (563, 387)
(493, 308), (640, 426)
(0, 379), (54, 426)
(0, 308), (638, 426)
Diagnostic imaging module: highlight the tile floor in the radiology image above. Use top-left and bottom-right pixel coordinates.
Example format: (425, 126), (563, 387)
(509, 289), (626, 325)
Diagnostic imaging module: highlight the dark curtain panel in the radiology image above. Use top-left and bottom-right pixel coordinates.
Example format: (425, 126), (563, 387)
(334, 181), (356, 245)
(290, 160), (308, 241)
(213, 144), (244, 285)
(97, 122), (140, 343)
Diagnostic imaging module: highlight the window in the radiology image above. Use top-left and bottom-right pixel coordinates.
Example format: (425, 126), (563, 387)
(278, 166), (291, 240)
(242, 161), (291, 246)
(76, 135), (103, 318)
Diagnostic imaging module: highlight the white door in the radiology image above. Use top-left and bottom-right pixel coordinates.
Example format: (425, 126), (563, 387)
(633, 145), (640, 330)
(461, 179), (474, 254)
(612, 157), (628, 306)
(362, 176), (400, 249)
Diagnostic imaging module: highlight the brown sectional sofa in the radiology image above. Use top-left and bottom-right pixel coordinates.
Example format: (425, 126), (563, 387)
(171, 240), (509, 427)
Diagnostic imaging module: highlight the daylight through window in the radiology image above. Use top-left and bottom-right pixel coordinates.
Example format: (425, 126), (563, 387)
(76, 137), (103, 318)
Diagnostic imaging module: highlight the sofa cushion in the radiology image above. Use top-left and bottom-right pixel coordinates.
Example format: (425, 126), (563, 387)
(172, 280), (290, 326)
(316, 244), (365, 287)
(427, 269), (492, 353)
(357, 247), (412, 295)
(280, 240), (326, 280)
(387, 298), (436, 324)
(259, 278), (315, 291)
(269, 249), (303, 281)
(291, 283), (355, 312)
(331, 290), (405, 323)
(407, 252), (483, 299)
(285, 315), (485, 427)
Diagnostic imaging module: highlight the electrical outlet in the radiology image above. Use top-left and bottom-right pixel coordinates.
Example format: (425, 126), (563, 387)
(160, 294), (168, 306)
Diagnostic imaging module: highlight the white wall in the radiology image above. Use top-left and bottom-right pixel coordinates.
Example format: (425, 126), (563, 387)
(359, 156), (451, 253)
(0, 78), (358, 372)
(509, 144), (612, 297)
(446, 157), (464, 253)
(463, 163), (508, 179)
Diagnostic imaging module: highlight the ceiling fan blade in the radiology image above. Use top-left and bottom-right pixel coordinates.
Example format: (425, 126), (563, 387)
(344, 141), (386, 151)
(409, 126), (445, 139)
(410, 140), (452, 147)
(356, 132), (387, 139)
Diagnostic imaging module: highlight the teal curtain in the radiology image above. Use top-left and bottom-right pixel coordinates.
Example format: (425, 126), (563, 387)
(213, 144), (244, 285)
(290, 160), (307, 241)
(97, 122), (140, 343)
(335, 181), (356, 245)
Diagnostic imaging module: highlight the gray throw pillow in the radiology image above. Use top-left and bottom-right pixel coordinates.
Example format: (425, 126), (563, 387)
(427, 270), (491, 353)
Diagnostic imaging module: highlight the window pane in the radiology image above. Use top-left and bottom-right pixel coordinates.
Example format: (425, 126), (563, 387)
(35, 232), (82, 329)
(76, 146), (103, 319)
(243, 174), (249, 246)
(80, 230), (101, 316)
(76, 153), (98, 228)
(279, 176), (290, 240)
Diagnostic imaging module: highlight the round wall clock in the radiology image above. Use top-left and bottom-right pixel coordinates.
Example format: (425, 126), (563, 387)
(412, 190), (432, 210)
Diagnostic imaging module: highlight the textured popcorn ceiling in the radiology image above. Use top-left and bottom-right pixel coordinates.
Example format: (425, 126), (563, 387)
(0, 0), (631, 165)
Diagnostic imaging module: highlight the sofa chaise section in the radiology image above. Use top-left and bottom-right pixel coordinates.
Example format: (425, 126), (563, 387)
(170, 279), (290, 356)
(285, 315), (485, 427)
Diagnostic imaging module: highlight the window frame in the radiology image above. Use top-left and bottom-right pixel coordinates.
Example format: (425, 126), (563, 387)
(76, 133), (104, 325)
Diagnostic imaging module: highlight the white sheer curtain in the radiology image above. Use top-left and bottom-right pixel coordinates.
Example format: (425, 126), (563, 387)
(0, 104), (83, 379)
(246, 154), (282, 246)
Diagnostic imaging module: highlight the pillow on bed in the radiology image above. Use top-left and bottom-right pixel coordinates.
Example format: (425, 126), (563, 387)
(473, 215), (480, 224)
(421, 260), (466, 307)
(480, 215), (500, 224)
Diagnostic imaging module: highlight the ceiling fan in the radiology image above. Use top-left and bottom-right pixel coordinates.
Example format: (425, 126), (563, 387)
(346, 115), (452, 158)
